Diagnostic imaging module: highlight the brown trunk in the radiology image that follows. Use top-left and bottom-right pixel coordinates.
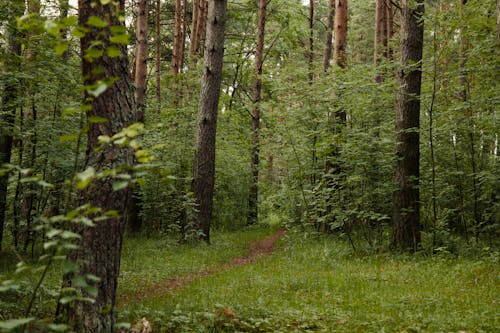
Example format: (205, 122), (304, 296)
(191, 0), (227, 243)
(197, 0), (209, 57)
(386, 0), (394, 59)
(67, 0), (136, 331)
(155, 0), (161, 114)
(179, 0), (188, 72)
(392, 0), (424, 251)
(134, 0), (149, 122)
(374, 0), (388, 82)
(308, 0), (314, 83)
(497, 0), (500, 46)
(172, 0), (183, 75)
(0, 0), (24, 252)
(323, 0), (335, 72)
(333, 0), (348, 69)
(248, 0), (267, 225)
(189, 0), (200, 64)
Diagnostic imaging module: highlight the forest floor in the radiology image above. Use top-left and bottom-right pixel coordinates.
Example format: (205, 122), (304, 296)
(116, 227), (499, 333)
(119, 228), (286, 303)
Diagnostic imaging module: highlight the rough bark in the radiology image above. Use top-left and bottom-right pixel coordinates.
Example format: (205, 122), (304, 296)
(248, 0), (267, 225)
(333, 0), (348, 68)
(67, 0), (136, 331)
(191, 0), (227, 243)
(497, 0), (500, 47)
(392, 0), (424, 251)
(0, 0), (24, 252)
(323, 0), (335, 72)
(386, 0), (394, 59)
(197, 0), (209, 57)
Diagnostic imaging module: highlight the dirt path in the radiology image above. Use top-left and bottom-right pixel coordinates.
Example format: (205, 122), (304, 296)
(121, 228), (286, 303)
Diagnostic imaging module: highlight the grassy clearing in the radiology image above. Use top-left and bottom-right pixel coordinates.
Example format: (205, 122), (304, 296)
(118, 229), (499, 333)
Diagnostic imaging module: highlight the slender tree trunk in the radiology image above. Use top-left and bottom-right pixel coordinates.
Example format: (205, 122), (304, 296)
(392, 0), (424, 251)
(189, 0), (200, 64)
(172, 0), (183, 75)
(135, 0), (149, 122)
(497, 0), (500, 47)
(191, 0), (228, 243)
(66, 0), (136, 331)
(248, 0), (267, 225)
(323, 0), (335, 72)
(197, 0), (209, 57)
(308, 0), (314, 83)
(386, 0), (394, 59)
(0, 0), (24, 252)
(374, 0), (388, 82)
(155, 0), (161, 114)
(180, 0), (188, 72)
(333, 0), (348, 69)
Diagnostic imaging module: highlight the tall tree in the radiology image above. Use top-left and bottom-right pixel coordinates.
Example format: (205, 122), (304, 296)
(135, 0), (149, 121)
(189, 0), (201, 64)
(308, 0), (314, 83)
(0, 0), (24, 252)
(248, 0), (267, 225)
(155, 0), (161, 113)
(323, 0), (335, 72)
(392, 0), (424, 251)
(374, 0), (388, 82)
(66, 0), (136, 331)
(191, 0), (228, 243)
(172, 0), (183, 75)
(333, 0), (348, 68)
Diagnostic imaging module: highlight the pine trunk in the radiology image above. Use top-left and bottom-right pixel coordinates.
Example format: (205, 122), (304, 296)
(323, 0), (335, 72)
(392, 0), (424, 251)
(333, 0), (348, 69)
(248, 0), (267, 225)
(191, 0), (228, 243)
(67, 0), (136, 331)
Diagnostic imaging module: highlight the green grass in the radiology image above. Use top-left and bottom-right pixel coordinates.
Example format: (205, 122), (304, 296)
(118, 229), (499, 332)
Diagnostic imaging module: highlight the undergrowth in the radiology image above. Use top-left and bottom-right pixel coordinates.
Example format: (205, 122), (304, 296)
(118, 229), (499, 333)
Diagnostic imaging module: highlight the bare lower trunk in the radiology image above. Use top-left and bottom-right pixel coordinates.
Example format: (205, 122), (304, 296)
(191, 0), (228, 243)
(392, 0), (424, 251)
(248, 0), (267, 225)
(333, 0), (348, 68)
(66, 0), (136, 331)
(323, 0), (335, 72)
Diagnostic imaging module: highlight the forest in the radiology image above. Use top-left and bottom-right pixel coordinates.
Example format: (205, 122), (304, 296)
(0, 0), (499, 332)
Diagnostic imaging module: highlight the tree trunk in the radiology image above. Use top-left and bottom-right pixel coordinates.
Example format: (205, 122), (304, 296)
(191, 0), (228, 243)
(323, 0), (335, 72)
(386, 0), (394, 59)
(155, 0), (161, 114)
(189, 0), (200, 64)
(308, 0), (314, 83)
(66, 0), (136, 331)
(248, 0), (267, 225)
(392, 0), (424, 251)
(333, 0), (348, 69)
(374, 0), (388, 82)
(172, 0), (183, 75)
(135, 0), (149, 122)
(497, 0), (500, 47)
(197, 0), (209, 57)
(0, 0), (24, 252)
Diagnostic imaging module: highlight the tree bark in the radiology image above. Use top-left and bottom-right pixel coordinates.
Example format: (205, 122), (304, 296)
(134, 0), (149, 122)
(374, 0), (388, 82)
(333, 0), (348, 69)
(323, 0), (335, 72)
(155, 0), (161, 114)
(248, 0), (267, 225)
(190, 0), (200, 64)
(392, 0), (424, 251)
(172, 0), (183, 75)
(386, 0), (394, 60)
(191, 0), (228, 243)
(308, 0), (314, 83)
(0, 0), (24, 252)
(67, 0), (136, 331)
(197, 0), (209, 57)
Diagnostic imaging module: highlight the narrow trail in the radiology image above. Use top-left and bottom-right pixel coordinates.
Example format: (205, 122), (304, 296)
(120, 228), (286, 303)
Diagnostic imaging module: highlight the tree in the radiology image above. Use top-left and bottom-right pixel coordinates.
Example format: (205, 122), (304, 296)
(0, 0), (24, 252)
(135, 0), (149, 121)
(392, 0), (424, 251)
(333, 0), (348, 69)
(324, 0), (335, 72)
(191, 0), (228, 243)
(66, 0), (136, 331)
(248, 0), (267, 225)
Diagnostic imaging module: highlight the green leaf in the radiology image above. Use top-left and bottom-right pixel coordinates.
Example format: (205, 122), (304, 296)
(100, 0), (112, 4)
(46, 229), (62, 238)
(59, 134), (79, 143)
(44, 20), (59, 36)
(87, 16), (107, 28)
(60, 231), (81, 240)
(71, 26), (88, 38)
(59, 296), (77, 305)
(87, 116), (108, 124)
(54, 42), (68, 56)
(106, 46), (121, 57)
(63, 261), (79, 274)
(0, 318), (35, 331)
(84, 47), (104, 62)
(87, 82), (108, 97)
(45, 323), (69, 332)
(110, 32), (130, 45)
(112, 181), (129, 191)
(76, 167), (95, 190)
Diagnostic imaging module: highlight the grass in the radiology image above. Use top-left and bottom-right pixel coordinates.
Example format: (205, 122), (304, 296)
(117, 229), (499, 332)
